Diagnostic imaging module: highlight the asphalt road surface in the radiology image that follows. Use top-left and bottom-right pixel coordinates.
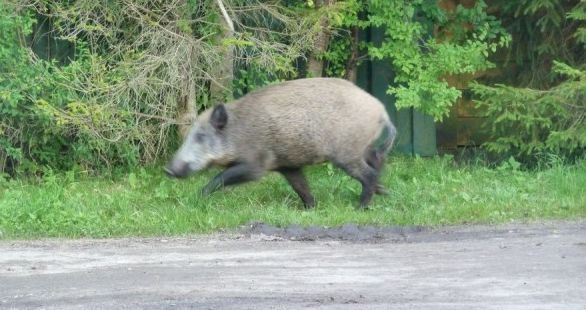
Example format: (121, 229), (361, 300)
(1, 221), (585, 309)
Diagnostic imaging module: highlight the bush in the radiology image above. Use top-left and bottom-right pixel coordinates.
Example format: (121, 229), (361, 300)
(0, 4), (146, 175)
(471, 62), (585, 160)
(1, 0), (319, 175)
(470, 1), (586, 163)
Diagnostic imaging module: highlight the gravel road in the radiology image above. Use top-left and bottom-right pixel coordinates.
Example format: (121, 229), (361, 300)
(1, 221), (585, 309)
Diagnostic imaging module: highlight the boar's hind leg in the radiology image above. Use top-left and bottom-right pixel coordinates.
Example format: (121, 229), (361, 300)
(278, 168), (316, 209)
(365, 149), (389, 196)
(336, 160), (378, 209)
(202, 163), (264, 196)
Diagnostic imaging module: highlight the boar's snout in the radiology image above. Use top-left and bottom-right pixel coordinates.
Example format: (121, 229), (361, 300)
(164, 159), (191, 179)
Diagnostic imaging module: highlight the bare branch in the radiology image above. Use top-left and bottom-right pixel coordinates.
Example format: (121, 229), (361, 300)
(215, 0), (234, 33)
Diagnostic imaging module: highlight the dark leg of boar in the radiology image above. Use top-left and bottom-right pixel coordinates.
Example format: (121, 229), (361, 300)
(337, 160), (378, 208)
(202, 163), (264, 196)
(278, 168), (316, 208)
(366, 149), (389, 195)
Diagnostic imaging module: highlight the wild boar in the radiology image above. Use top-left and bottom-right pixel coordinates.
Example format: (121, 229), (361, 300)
(165, 77), (396, 208)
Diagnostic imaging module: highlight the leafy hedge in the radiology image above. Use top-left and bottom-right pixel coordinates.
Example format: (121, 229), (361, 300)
(1, 6), (140, 174)
(0, 1), (318, 175)
(2, 0), (580, 175)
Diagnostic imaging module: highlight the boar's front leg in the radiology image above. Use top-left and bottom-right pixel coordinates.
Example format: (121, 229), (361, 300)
(202, 163), (264, 196)
(278, 167), (316, 209)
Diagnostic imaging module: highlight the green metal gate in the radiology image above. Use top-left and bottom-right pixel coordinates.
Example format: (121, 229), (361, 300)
(356, 27), (437, 157)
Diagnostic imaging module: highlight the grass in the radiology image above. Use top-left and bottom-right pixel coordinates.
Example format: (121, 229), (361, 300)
(0, 156), (585, 239)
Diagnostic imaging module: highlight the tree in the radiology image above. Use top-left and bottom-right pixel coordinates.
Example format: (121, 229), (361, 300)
(471, 0), (585, 160)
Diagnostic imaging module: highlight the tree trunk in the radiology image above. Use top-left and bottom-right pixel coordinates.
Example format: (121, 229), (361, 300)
(344, 26), (360, 83)
(307, 0), (335, 78)
(209, 0), (234, 105)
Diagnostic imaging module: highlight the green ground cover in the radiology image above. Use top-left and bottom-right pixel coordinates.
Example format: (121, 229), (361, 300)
(1, 156), (584, 239)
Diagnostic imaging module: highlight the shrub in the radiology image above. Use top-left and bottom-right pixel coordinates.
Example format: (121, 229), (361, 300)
(0, 5), (139, 174)
(471, 62), (585, 160)
(471, 1), (586, 163)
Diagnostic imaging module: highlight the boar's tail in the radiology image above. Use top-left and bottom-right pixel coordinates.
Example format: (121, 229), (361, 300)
(376, 113), (397, 156)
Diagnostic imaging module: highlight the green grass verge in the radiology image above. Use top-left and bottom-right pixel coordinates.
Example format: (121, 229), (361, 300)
(1, 156), (585, 239)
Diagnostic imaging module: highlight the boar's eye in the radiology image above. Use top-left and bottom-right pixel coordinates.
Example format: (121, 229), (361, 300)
(194, 133), (206, 143)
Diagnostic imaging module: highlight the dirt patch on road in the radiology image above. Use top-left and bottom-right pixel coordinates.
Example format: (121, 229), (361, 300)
(238, 220), (585, 243)
(240, 222), (426, 242)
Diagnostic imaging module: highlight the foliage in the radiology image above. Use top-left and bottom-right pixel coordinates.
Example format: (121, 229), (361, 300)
(471, 62), (585, 159)
(318, 0), (362, 78)
(367, 0), (509, 120)
(1, 156), (585, 238)
(319, 0), (510, 121)
(471, 1), (585, 161)
(484, 0), (585, 88)
(570, 1), (586, 44)
(0, 4), (140, 174)
(1, 0), (320, 175)
(2, 0), (581, 174)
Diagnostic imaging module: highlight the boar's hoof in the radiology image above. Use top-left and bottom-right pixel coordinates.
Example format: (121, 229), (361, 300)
(375, 184), (390, 196)
(359, 203), (373, 210)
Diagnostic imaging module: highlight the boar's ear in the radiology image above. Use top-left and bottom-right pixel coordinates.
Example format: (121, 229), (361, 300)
(210, 104), (228, 131)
